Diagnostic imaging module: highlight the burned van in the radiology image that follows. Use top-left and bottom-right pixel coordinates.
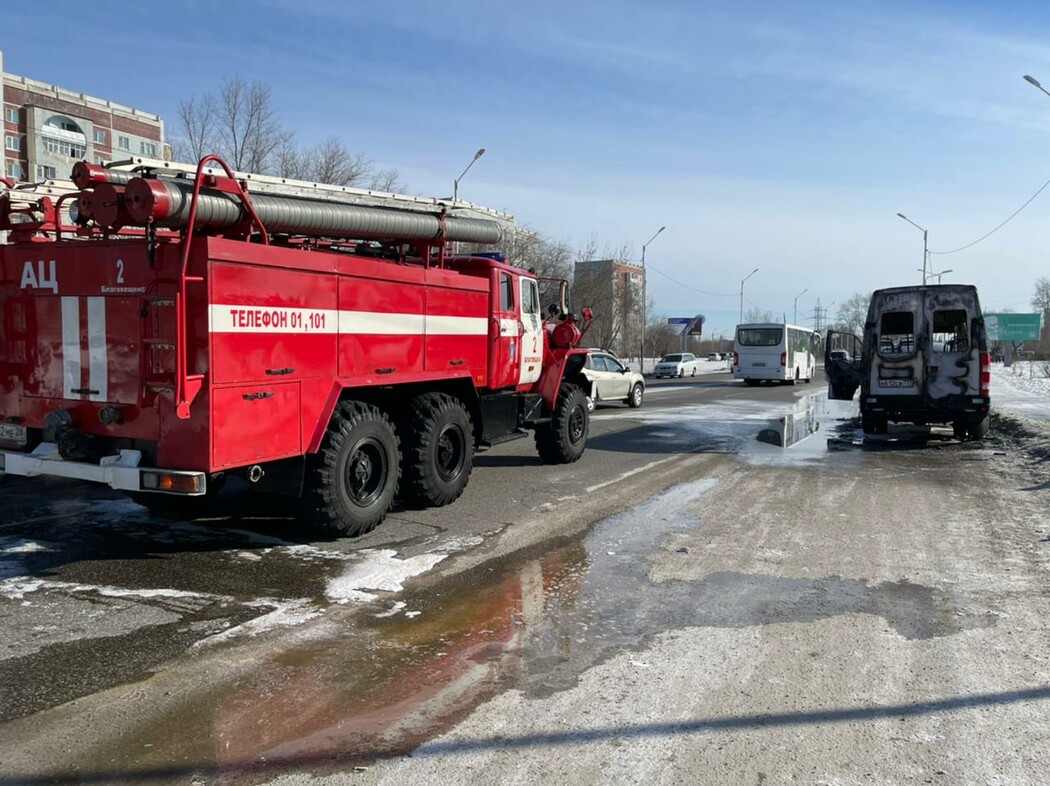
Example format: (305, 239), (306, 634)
(825, 284), (991, 438)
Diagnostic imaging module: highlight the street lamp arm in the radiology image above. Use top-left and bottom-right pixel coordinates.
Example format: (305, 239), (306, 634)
(452, 148), (486, 202)
(1025, 74), (1050, 98)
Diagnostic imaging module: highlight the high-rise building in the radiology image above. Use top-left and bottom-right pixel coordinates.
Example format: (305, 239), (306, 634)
(573, 258), (644, 357)
(1, 50), (168, 184)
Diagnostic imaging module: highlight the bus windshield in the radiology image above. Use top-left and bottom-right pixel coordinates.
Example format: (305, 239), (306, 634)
(737, 328), (783, 347)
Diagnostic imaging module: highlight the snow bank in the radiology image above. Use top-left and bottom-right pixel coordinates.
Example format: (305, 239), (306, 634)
(991, 363), (1050, 422)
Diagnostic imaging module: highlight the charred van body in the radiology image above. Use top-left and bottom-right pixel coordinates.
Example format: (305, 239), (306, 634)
(825, 284), (991, 439)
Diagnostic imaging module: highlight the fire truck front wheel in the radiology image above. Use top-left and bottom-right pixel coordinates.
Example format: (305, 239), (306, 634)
(306, 401), (401, 537)
(401, 392), (474, 507)
(535, 383), (589, 464)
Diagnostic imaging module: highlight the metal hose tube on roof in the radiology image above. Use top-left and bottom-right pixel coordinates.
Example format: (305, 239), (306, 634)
(123, 177), (503, 244)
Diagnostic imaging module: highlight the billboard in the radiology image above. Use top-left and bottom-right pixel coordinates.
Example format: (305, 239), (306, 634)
(985, 313), (1043, 341)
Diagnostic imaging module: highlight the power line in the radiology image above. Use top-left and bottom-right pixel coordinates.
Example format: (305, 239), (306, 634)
(645, 261), (737, 297)
(930, 173), (1050, 256)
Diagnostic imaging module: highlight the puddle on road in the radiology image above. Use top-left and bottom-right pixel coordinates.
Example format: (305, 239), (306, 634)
(63, 477), (996, 785)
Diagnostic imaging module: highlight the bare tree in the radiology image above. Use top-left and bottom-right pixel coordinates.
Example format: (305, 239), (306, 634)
(834, 292), (871, 336)
(1031, 276), (1050, 314)
(744, 307), (775, 323)
(174, 94), (216, 163)
(368, 167), (407, 193)
(172, 79), (406, 191)
(646, 316), (680, 358)
(1033, 276), (1050, 353)
(218, 78), (293, 172)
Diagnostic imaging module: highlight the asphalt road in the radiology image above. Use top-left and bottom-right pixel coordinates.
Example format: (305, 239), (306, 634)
(6, 370), (1045, 785)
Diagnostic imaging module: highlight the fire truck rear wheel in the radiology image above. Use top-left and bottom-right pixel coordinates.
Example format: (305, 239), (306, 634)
(306, 401), (400, 537)
(535, 382), (589, 464)
(402, 392), (474, 507)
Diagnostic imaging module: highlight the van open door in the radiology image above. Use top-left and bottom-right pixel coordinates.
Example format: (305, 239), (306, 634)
(824, 330), (863, 400)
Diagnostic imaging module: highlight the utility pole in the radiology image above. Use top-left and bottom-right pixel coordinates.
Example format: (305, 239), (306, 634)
(639, 226), (665, 372)
(739, 268), (759, 324)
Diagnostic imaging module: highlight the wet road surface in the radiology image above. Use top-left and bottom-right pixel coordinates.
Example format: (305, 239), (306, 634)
(2, 377), (1047, 784)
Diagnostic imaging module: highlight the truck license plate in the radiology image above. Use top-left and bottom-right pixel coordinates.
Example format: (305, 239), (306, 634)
(878, 379), (914, 387)
(0, 423), (27, 445)
(753, 362), (766, 367)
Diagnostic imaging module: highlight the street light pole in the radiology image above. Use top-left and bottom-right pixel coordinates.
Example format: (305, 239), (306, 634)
(897, 212), (928, 283)
(793, 288), (808, 325)
(824, 301), (836, 333)
(639, 226), (666, 373)
(739, 268), (759, 324)
(921, 267), (952, 285)
(452, 148), (486, 203)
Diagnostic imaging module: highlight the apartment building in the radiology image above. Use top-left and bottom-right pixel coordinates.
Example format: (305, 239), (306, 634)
(1, 50), (168, 184)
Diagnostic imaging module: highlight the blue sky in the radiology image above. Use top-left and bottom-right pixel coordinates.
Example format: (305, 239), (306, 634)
(6, 0), (1050, 336)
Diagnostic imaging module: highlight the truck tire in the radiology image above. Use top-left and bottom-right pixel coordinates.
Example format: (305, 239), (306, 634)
(304, 401), (400, 537)
(401, 392), (474, 507)
(627, 383), (644, 408)
(535, 383), (589, 464)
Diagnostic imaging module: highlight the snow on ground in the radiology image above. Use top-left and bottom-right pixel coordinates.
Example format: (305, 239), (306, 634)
(991, 362), (1050, 422)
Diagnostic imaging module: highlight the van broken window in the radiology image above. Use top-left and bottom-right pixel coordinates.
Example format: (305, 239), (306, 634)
(878, 311), (915, 358)
(932, 309), (969, 353)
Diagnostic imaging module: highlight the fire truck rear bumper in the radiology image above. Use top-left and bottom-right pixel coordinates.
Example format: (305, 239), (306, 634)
(0, 443), (206, 495)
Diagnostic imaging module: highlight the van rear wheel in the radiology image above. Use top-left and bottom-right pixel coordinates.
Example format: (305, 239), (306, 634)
(862, 413), (888, 435)
(955, 416), (989, 441)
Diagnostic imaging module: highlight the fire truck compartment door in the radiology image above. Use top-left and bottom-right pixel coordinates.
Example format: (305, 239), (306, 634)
(211, 382), (301, 469)
(23, 295), (141, 404)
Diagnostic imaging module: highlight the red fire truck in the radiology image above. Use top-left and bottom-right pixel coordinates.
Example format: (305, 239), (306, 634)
(0, 157), (593, 536)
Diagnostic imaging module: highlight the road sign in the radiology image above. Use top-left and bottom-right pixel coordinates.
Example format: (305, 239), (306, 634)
(667, 317), (692, 335)
(985, 313), (1043, 341)
(686, 314), (705, 336)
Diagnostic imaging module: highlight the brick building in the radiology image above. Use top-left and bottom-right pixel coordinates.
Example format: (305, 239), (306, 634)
(573, 258), (644, 357)
(1, 50), (168, 184)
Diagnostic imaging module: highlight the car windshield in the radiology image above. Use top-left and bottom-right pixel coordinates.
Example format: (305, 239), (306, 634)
(660, 354), (684, 362)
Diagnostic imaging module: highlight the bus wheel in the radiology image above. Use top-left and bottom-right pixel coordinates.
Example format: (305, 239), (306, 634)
(402, 392), (474, 507)
(304, 401), (400, 537)
(536, 383), (588, 464)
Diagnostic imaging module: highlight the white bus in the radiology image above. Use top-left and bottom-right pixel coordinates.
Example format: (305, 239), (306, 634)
(733, 322), (819, 385)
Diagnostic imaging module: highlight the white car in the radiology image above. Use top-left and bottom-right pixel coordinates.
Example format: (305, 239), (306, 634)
(653, 352), (700, 378)
(582, 351), (645, 410)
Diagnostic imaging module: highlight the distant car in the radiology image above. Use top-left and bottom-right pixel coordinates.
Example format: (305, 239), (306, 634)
(707, 352), (723, 361)
(653, 352), (700, 378)
(828, 348), (849, 361)
(582, 351), (645, 410)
